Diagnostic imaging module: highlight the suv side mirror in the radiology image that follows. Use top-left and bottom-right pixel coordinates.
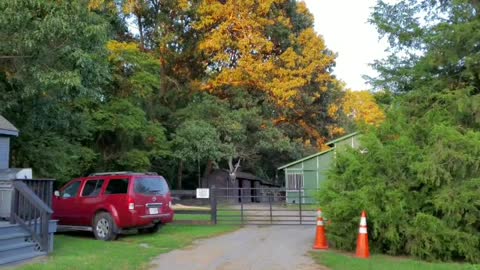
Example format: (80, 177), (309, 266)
(54, 190), (60, 197)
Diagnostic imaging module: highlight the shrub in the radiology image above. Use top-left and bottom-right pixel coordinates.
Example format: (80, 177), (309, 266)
(318, 110), (480, 262)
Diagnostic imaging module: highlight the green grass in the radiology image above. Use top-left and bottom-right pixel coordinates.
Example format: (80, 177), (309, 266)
(286, 204), (319, 211)
(174, 213), (211, 221)
(311, 251), (480, 270)
(17, 225), (238, 270)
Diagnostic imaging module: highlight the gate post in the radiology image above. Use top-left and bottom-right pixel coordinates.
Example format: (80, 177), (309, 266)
(210, 186), (217, 225)
(269, 191), (273, 224)
(298, 187), (303, 225)
(240, 188), (244, 224)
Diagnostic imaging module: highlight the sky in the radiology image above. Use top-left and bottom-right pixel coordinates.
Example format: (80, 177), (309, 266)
(303, 0), (389, 90)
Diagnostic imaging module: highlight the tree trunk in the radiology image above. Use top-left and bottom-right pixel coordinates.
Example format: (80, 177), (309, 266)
(177, 160), (183, 190)
(137, 14), (144, 50)
(197, 159), (201, 188)
(227, 157), (241, 181)
(203, 160), (213, 178)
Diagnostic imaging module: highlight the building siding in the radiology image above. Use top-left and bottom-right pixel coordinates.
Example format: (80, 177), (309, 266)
(0, 137), (10, 169)
(281, 133), (359, 204)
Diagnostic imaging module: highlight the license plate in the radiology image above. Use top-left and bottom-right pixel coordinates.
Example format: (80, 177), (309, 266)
(149, 208), (159, 215)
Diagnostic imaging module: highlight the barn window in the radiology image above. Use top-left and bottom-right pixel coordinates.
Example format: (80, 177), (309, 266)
(287, 173), (304, 190)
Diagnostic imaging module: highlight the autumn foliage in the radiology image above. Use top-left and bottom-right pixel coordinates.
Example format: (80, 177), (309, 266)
(342, 90), (385, 126)
(195, 0), (342, 148)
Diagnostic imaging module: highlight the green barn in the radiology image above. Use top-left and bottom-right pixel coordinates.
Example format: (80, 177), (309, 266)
(277, 132), (360, 204)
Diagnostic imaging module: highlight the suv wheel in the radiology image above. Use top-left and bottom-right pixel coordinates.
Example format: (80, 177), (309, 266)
(139, 223), (163, 234)
(93, 212), (118, 241)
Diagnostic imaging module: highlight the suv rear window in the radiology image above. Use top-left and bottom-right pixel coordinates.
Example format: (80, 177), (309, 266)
(134, 177), (169, 195)
(105, 179), (129, 194)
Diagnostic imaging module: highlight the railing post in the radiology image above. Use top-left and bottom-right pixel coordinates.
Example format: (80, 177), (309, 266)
(210, 186), (217, 225)
(41, 212), (49, 252)
(48, 180), (53, 208)
(10, 187), (18, 224)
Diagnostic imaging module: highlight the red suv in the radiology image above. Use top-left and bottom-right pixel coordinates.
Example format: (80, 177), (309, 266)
(52, 172), (174, 240)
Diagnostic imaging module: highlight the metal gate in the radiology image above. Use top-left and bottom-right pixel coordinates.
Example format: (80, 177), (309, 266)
(211, 187), (318, 226)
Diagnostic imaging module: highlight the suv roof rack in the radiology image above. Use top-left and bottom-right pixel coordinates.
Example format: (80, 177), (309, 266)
(89, 171), (158, 176)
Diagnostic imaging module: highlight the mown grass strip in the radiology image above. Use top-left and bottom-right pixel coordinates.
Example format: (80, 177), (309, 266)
(310, 251), (480, 270)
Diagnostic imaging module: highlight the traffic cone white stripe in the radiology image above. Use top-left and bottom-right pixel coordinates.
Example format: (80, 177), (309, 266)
(360, 217), (367, 226)
(359, 227), (367, 234)
(317, 220), (324, 226)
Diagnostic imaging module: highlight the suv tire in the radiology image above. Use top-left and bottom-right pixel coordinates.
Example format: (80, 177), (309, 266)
(93, 212), (118, 241)
(139, 223), (163, 234)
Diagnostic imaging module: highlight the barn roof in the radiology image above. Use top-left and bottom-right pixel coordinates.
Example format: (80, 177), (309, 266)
(277, 132), (358, 170)
(326, 131), (359, 146)
(277, 148), (334, 170)
(0, 115), (18, 136)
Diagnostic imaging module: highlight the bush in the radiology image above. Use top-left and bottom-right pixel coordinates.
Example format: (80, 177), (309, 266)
(318, 110), (480, 262)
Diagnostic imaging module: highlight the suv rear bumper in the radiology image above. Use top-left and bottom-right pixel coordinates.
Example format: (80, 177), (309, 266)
(140, 213), (170, 219)
(123, 210), (174, 228)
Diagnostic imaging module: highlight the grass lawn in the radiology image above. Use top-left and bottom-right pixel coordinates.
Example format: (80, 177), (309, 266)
(174, 213), (211, 221)
(17, 224), (238, 270)
(311, 251), (480, 270)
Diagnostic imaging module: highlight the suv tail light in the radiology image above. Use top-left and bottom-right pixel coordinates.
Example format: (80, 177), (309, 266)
(128, 197), (135, 210)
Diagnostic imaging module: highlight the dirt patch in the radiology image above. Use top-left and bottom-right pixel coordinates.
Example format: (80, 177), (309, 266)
(150, 226), (330, 270)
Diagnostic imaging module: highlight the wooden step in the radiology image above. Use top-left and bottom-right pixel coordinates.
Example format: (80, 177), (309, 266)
(0, 251), (46, 267)
(0, 232), (30, 246)
(0, 223), (25, 235)
(0, 242), (36, 259)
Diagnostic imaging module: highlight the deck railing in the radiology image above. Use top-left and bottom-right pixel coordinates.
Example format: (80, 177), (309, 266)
(9, 179), (55, 253)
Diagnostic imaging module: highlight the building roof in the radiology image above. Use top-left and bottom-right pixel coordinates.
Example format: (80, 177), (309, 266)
(211, 169), (278, 186)
(326, 131), (359, 146)
(236, 171), (263, 181)
(277, 148), (334, 170)
(0, 115), (18, 136)
(277, 132), (359, 170)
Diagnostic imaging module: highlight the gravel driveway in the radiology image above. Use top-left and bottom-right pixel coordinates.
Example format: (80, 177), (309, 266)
(150, 225), (328, 270)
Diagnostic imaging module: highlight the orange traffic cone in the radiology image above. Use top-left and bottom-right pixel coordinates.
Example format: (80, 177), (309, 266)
(313, 209), (328, 249)
(355, 211), (370, 258)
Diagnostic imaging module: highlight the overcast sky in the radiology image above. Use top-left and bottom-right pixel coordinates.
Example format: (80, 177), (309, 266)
(303, 0), (389, 90)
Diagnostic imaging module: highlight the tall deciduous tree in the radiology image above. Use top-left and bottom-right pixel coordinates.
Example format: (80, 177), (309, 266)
(195, 0), (343, 148)
(0, 0), (110, 181)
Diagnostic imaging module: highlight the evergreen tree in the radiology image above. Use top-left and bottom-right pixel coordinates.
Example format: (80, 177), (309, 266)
(319, 0), (480, 262)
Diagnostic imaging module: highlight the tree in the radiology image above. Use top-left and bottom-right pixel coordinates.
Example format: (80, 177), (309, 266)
(342, 90), (385, 126)
(195, 0), (343, 148)
(319, 0), (480, 262)
(174, 94), (294, 184)
(0, 0), (110, 182)
(172, 119), (223, 188)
